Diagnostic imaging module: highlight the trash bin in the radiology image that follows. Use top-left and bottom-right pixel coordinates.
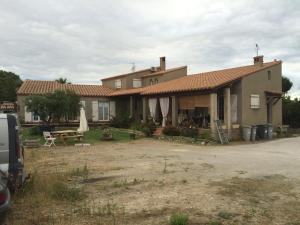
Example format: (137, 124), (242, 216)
(242, 126), (251, 141)
(251, 125), (257, 141)
(267, 124), (273, 139)
(257, 124), (268, 140)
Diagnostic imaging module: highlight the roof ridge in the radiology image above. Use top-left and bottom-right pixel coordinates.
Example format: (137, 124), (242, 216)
(189, 61), (280, 77)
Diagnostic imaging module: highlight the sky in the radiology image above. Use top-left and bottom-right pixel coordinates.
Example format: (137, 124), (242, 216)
(0, 0), (300, 97)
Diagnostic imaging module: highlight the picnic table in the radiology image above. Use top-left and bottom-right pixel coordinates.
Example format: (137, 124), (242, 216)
(51, 130), (83, 145)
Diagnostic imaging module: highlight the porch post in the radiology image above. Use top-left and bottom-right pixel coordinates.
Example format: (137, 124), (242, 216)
(210, 92), (218, 139)
(171, 96), (178, 126)
(224, 87), (231, 139)
(129, 96), (133, 118)
(142, 97), (148, 122)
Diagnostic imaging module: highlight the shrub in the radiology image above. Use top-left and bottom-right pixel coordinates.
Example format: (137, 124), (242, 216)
(140, 126), (151, 137)
(170, 213), (189, 225)
(110, 114), (132, 128)
(29, 126), (40, 136)
(199, 131), (211, 140)
(180, 127), (199, 138)
(69, 165), (89, 178)
(163, 126), (180, 136)
(138, 121), (156, 137)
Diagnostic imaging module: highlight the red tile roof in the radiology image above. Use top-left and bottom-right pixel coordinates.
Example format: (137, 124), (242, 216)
(0, 102), (16, 110)
(141, 61), (281, 95)
(142, 66), (187, 77)
(17, 61), (281, 98)
(17, 80), (114, 97)
(109, 87), (145, 96)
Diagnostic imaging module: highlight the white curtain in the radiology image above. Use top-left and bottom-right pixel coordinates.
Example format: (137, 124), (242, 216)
(159, 97), (169, 127)
(148, 98), (157, 122)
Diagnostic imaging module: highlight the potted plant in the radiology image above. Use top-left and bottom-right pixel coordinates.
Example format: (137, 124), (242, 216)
(101, 129), (114, 141)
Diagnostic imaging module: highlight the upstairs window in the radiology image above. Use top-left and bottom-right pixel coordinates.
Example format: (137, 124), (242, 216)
(115, 79), (122, 89)
(268, 70), (271, 80)
(154, 78), (158, 84)
(133, 79), (142, 88)
(250, 94), (260, 109)
(150, 79), (154, 85)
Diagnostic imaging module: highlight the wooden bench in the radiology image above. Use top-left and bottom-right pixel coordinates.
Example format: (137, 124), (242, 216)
(62, 134), (83, 142)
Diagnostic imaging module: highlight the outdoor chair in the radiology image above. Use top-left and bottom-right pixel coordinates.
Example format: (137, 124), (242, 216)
(43, 131), (56, 147)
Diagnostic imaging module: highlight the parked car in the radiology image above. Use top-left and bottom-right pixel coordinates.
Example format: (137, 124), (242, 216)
(0, 113), (26, 191)
(0, 170), (10, 213)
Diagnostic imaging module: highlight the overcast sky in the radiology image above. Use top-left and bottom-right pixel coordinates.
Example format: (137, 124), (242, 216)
(0, 0), (300, 97)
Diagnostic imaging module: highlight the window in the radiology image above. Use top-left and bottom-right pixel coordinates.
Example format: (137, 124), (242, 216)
(115, 79), (122, 89)
(99, 101), (109, 121)
(32, 112), (40, 122)
(150, 79), (153, 85)
(133, 79), (142, 88)
(268, 70), (271, 80)
(250, 94), (260, 109)
(154, 78), (158, 84)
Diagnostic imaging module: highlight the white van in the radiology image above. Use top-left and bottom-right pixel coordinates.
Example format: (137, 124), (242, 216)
(0, 114), (25, 189)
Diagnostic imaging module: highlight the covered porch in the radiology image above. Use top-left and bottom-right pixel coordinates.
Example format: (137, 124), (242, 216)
(141, 86), (238, 139)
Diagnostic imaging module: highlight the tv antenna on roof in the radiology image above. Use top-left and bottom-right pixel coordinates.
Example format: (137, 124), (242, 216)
(255, 43), (260, 56)
(131, 62), (136, 72)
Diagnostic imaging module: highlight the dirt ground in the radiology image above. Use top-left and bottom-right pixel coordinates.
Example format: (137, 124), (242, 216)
(4, 137), (300, 225)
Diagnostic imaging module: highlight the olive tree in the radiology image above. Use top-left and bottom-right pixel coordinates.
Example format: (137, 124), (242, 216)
(25, 90), (81, 123)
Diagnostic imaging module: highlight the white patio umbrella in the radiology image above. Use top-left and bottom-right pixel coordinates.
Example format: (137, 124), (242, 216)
(78, 108), (89, 133)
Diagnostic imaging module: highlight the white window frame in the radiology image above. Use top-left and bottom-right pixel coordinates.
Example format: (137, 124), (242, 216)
(98, 101), (110, 121)
(250, 94), (260, 109)
(133, 78), (142, 88)
(115, 79), (122, 89)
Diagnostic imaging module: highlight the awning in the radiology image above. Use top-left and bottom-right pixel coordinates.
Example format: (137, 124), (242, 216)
(265, 91), (282, 105)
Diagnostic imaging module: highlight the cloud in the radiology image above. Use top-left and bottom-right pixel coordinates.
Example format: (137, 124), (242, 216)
(0, 0), (299, 96)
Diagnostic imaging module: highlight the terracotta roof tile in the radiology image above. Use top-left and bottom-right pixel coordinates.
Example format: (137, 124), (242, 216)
(109, 87), (145, 96)
(17, 80), (113, 97)
(141, 61), (281, 95)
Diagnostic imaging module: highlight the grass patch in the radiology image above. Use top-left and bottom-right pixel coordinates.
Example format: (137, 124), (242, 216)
(112, 178), (144, 188)
(51, 181), (83, 202)
(21, 127), (137, 146)
(69, 165), (89, 178)
(170, 213), (189, 225)
(210, 174), (293, 199)
(217, 211), (235, 220)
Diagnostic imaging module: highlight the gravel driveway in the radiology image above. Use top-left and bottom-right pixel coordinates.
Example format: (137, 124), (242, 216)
(5, 137), (300, 225)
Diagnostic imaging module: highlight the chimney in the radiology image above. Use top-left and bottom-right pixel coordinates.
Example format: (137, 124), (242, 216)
(253, 55), (264, 67)
(160, 56), (166, 71)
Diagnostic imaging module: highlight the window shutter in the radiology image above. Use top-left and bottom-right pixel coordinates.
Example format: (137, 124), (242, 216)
(24, 106), (32, 122)
(109, 101), (116, 119)
(230, 94), (238, 123)
(92, 101), (99, 121)
(250, 94), (260, 109)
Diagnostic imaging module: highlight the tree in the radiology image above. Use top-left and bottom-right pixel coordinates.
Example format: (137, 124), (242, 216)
(282, 76), (293, 93)
(25, 90), (80, 123)
(55, 77), (71, 84)
(282, 96), (300, 128)
(0, 70), (22, 102)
